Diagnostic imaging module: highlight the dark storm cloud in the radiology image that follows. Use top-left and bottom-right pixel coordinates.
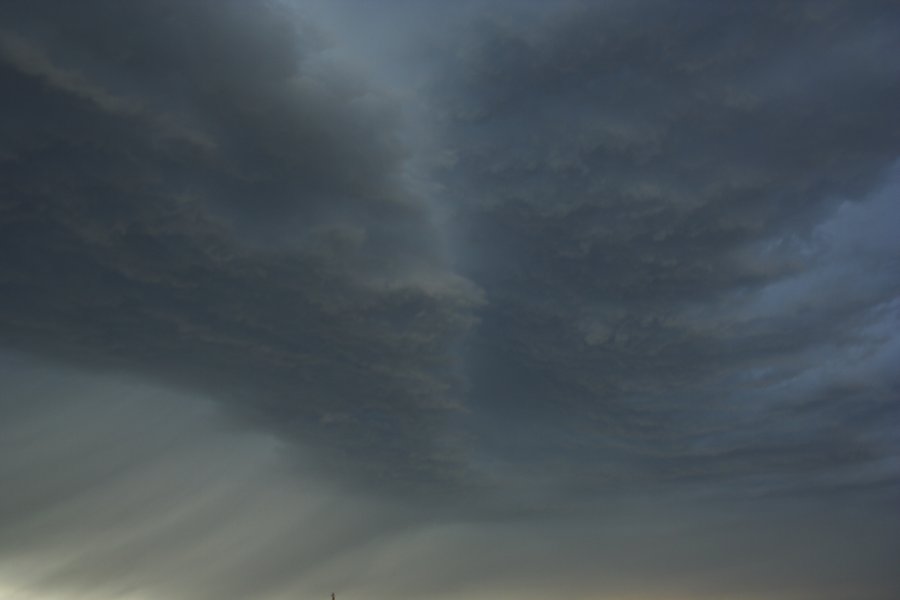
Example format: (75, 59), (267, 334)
(0, 0), (482, 491)
(1, 0), (897, 505)
(2, 1), (900, 599)
(432, 0), (900, 499)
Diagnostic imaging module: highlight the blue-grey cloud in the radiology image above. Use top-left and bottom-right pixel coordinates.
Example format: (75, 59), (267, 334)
(430, 0), (900, 502)
(1, 1), (899, 599)
(0, 0), (482, 492)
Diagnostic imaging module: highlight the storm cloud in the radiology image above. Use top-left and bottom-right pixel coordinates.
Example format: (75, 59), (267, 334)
(0, 0), (482, 491)
(433, 0), (900, 500)
(1, 1), (898, 599)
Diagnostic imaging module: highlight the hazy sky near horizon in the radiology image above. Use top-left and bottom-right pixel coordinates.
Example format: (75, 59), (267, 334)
(1, 1), (899, 599)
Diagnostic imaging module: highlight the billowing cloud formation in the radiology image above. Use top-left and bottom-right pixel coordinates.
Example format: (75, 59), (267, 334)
(0, 0), (482, 490)
(1, 0), (899, 599)
(433, 0), (900, 501)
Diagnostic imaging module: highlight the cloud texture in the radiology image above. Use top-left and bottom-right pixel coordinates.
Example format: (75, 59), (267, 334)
(433, 0), (900, 500)
(0, 0), (482, 491)
(1, 1), (898, 599)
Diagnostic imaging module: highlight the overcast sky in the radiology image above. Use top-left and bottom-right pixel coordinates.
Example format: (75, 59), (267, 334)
(1, 1), (899, 599)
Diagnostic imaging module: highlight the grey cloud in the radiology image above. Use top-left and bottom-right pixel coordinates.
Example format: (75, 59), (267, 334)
(2, 2), (900, 599)
(0, 0), (481, 492)
(431, 0), (900, 499)
(1, 0), (896, 509)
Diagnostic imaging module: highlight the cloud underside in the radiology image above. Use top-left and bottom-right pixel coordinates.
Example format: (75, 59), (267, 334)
(0, 0), (482, 492)
(2, 1), (900, 599)
(0, 0), (898, 502)
(437, 0), (900, 498)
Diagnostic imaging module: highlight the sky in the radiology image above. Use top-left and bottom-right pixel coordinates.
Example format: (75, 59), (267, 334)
(0, 1), (898, 599)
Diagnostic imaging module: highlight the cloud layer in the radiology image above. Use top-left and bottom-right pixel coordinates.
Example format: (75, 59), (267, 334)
(432, 0), (900, 501)
(0, 0), (482, 492)
(1, 1), (899, 599)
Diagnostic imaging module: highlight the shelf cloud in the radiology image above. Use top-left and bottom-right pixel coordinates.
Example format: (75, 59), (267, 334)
(1, 1), (898, 599)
